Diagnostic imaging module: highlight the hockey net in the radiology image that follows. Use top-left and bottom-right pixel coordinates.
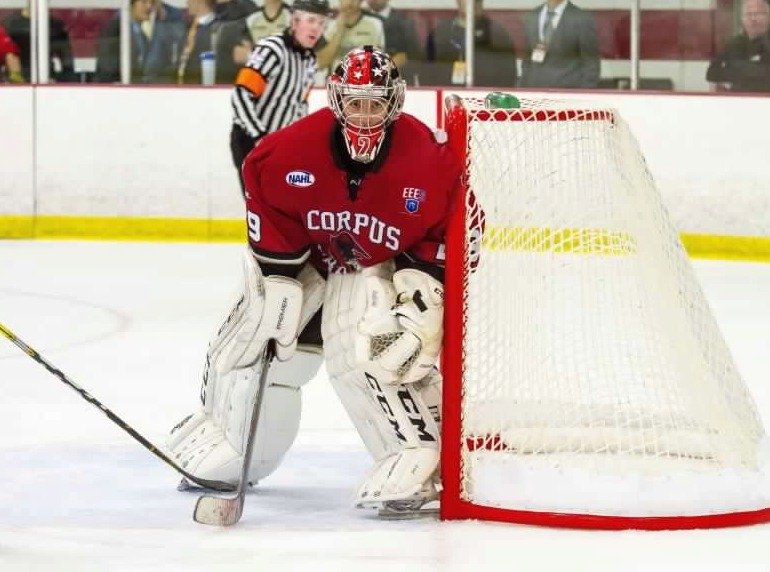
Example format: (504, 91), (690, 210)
(440, 95), (770, 529)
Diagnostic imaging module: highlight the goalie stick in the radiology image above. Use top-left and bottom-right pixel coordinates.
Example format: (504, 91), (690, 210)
(0, 321), (236, 492)
(193, 341), (275, 526)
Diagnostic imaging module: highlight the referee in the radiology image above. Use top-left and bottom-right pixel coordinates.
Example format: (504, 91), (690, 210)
(230, 0), (329, 197)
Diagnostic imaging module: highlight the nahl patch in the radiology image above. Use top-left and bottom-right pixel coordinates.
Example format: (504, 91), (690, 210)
(286, 170), (315, 187)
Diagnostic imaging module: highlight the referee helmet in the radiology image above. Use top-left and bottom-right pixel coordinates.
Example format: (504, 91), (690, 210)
(291, 0), (330, 15)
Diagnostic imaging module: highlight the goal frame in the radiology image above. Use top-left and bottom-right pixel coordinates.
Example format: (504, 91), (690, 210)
(439, 97), (770, 530)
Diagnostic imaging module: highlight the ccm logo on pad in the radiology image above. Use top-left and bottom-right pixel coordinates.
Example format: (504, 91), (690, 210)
(286, 170), (315, 187)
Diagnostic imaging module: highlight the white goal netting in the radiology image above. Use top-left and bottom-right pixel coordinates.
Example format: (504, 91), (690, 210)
(451, 97), (770, 520)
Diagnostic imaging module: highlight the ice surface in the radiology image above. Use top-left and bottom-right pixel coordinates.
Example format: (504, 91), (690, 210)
(0, 241), (768, 571)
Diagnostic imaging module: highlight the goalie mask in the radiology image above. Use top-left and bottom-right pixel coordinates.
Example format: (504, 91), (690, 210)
(327, 46), (406, 163)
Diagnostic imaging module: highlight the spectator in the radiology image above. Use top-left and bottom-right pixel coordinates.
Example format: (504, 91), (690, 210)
(707, 0), (770, 93)
(519, 0), (600, 89)
(365, 0), (420, 69)
(315, 0), (385, 82)
(246, 0), (291, 37)
(95, 0), (183, 83)
(215, 0), (292, 84)
(177, 0), (220, 84)
(3, 1), (76, 83)
(425, 0), (516, 87)
(142, 0), (186, 41)
(142, 0), (186, 73)
(0, 23), (23, 83)
(158, 0), (186, 23)
(214, 0), (258, 22)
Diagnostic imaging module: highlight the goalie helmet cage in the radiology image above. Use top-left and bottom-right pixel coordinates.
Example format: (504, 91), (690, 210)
(440, 94), (770, 530)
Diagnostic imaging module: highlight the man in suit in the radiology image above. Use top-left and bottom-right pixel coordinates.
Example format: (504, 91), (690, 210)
(706, 0), (770, 92)
(425, 0), (516, 87)
(95, 0), (184, 83)
(520, 0), (599, 89)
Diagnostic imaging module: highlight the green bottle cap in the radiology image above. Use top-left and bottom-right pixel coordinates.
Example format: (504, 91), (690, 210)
(484, 92), (521, 109)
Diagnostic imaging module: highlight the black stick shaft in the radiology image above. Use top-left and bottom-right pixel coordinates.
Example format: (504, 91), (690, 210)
(0, 321), (235, 492)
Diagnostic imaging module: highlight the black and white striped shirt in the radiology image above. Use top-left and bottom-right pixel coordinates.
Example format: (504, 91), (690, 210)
(231, 30), (317, 140)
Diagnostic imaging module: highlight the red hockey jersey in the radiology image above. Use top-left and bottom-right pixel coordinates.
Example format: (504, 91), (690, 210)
(242, 107), (463, 275)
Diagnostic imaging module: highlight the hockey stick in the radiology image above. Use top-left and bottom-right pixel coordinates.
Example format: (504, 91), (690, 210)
(0, 321), (236, 492)
(193, 341), (275, 526)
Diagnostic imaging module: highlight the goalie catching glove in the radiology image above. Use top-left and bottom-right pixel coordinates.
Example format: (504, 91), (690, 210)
(360, 268), (444, 385)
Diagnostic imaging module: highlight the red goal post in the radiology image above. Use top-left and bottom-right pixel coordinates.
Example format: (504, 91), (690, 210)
(440, 94), (770, 530)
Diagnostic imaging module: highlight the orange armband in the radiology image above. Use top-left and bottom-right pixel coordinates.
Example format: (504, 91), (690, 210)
(235, 67), (267, 96)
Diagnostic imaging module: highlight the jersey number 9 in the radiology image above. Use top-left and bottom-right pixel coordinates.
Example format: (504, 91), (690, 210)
(247, 211), (261, 242)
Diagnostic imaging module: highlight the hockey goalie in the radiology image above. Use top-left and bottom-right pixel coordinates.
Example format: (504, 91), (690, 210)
(167, 46), (464, 518)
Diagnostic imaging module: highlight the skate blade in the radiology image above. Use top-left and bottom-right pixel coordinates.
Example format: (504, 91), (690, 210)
(177, 477), (254, 492)
(177, 478), (202, 492)
(377, 506), (439, 520)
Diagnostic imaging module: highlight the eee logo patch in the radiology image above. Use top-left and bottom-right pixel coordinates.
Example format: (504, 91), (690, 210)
(286, 170), (315, 187)
(403, 187), (426, 214)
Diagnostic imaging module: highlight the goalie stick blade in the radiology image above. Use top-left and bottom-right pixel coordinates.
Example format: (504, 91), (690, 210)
(193, 494), (244, 526)
(192, 342), (275, 527)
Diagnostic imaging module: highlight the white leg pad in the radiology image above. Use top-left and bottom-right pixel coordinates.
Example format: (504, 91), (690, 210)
(168, 348), (322, 485)
(356, 447), (440, 506)
(167, 257), (326, 487)
(322, 266), (443, 504)
(167, 410), (242, 482)
(353, 370), (442, 505)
